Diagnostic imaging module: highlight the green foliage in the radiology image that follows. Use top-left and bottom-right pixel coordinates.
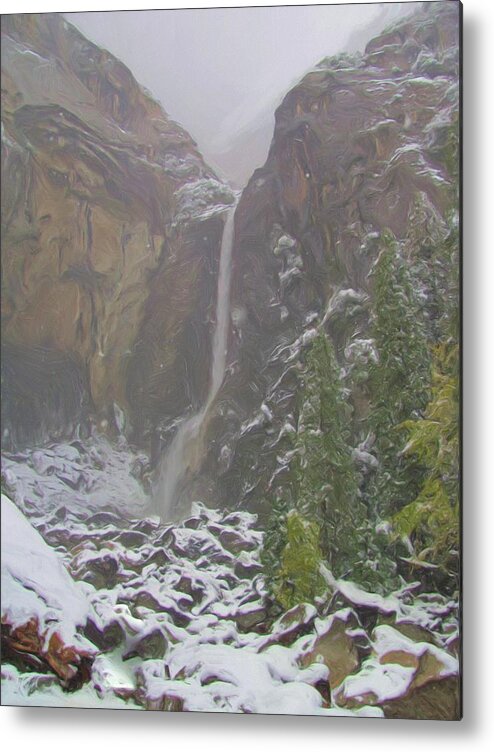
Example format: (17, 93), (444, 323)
(367, 230), (431, 516)
(261, 214), (459, 606)
(294, 331), (364, 575)
(262, 330), (367, 609)
(406, 200), (460, 345)
(434, 117), (460, 186)
(273, 509), (326, 611)
(392, 341), (459, 572)
(261, 490), (291, 600)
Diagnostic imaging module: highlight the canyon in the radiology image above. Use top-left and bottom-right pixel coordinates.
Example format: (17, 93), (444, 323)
(1, 3), (461, 718)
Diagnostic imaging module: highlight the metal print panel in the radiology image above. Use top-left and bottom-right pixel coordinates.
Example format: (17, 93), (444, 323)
(0, 1), (462, 718)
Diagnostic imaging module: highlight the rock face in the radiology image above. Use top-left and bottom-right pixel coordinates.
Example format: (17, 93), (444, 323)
(1, 6), (459, 516)
(1, 13), (233, 451)
(190, 1), (460, 514)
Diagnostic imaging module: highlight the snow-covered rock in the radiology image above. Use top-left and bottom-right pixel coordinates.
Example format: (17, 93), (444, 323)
(1, 443), (460, 717)
(1, 494), (95, 688)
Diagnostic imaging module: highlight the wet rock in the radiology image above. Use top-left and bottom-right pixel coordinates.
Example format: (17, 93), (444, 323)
(234, 554), (263, 579)
(56, 468), (84, 490)
(144, 692), (185, 712)
(87, 511), (126, 528)
(133, 517), (160, 535)
(261, 603), (317, 649)
(377, 615), (441, 647)
(141, 548), (171, 569)
(75, 551), (121, 589)
(182, 516), (203, 530)
(381, 676), (460, 720)
(127, 591), (191, 628)
(175, 575), (205, 605)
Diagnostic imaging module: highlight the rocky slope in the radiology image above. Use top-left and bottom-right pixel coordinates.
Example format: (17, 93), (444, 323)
(1, 13), (233, 452)
(191, 1), (460, 516)
(1, 445), (459, 717)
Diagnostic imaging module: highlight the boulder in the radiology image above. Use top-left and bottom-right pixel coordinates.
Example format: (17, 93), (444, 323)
(334, 624), (460, 720)
(261, 603), (317, 649)
(123, 627), (168, 661)
(234, 603), (268, 632)
(301, 609), (365, 690)
(84, 616), (126, 653)
(219, 528), (257, 554)
(1, 494), (94, 690)
(2, 617), (94, 691)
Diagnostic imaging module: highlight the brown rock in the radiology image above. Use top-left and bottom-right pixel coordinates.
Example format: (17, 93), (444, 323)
(261, 603), (317, 649)
(382, 676), (460, 721)
(1, 617), (94, 691)
(334, 624), (460, 720)
(219, 528), (257, 554)
(301, 609), (363, 690)
(1, 13), (232, 451)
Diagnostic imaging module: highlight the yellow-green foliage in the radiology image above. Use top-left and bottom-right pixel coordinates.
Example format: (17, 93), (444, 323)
(273, 510), (326, 611)
(392, 342), (459, 568)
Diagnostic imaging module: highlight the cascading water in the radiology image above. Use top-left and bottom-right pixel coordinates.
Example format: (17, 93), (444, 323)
(156, 201), (237, 520)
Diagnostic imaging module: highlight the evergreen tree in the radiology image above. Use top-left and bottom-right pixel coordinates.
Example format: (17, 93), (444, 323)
(261, 488), (291, 607)
(391, 223), (460, 586)
(294, 331), (364, 575)
(367, 230), (431, 517)
(405, 197), (459, 346)
(262, 330), (366, 610)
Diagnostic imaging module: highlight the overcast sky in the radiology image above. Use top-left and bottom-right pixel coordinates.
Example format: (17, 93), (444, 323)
(66, 4), (416, 183)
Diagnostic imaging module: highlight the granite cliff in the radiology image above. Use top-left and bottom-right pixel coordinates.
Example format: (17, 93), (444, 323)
(1, 13), (233, 452)
(0, 4), (461, 719)
(1, 5), (459, 516)
(187, 1), (460, 516)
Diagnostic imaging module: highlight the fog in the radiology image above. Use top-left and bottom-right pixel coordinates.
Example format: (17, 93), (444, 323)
(67, 3), (417, 185)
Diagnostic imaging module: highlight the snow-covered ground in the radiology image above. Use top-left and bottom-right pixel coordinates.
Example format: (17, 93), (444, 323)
(1, 437), (459, 716)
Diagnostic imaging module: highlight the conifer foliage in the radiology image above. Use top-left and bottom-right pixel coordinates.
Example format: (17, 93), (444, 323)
(294, 332), (363, 573)
(367, 230), (431, 517)
(261, 222), (459, 610)
(393, 341), (459, 580)
(262, 330), (364, 608)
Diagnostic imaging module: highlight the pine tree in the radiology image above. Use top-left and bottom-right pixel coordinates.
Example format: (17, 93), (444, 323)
(261, 488), (291, 606)
(262, 330), (366, 610)
(367, 230), (431, 518)
(294, 331), (364, 576)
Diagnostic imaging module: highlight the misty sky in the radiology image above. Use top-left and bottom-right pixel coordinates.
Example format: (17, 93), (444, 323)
(67, 3), (416, 184)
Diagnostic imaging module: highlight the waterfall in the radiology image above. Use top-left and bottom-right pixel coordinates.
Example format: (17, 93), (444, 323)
(156, 202), (237, 520)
